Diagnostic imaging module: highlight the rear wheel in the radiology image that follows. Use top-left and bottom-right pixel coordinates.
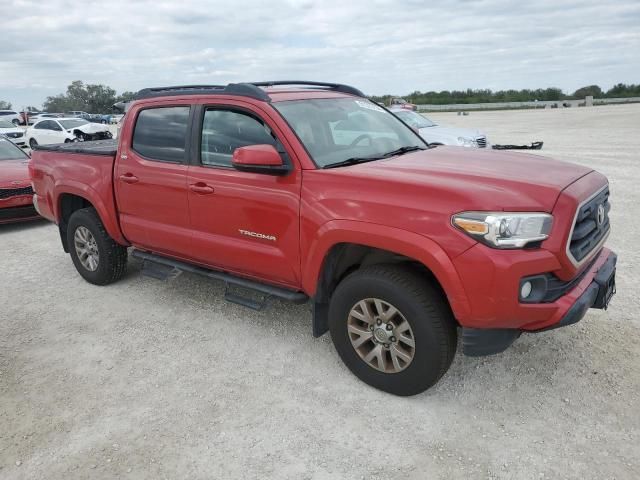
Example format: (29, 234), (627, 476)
(329, 264), (457, 396)
(67, 208), (128, 285)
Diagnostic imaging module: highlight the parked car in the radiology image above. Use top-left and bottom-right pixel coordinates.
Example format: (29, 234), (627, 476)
(0, 110), (21, 126)
(0, 135), (39, 224)
(30, 81), (616, 396)
(88, 113), (112, 124)
(387, 97), (417, 111)
(392, 108), (489, 148)
(0, 120), (27, 147)
(24, 112), (55, 125)
(66, 111), (91, 119)
(26, 118), (113, 148)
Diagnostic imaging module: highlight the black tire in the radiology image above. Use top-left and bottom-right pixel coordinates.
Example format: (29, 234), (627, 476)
(29, 138), (38, 149)
(329, 264), (457, 396)
(12, 119), (20, 126)
(67, 207), (128, 285)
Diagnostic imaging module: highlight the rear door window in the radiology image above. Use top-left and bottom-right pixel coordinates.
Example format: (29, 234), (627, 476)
(132, 106), (190, 162)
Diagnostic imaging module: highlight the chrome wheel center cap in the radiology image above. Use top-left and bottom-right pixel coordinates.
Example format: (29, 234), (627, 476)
(373, 326), (391, 344)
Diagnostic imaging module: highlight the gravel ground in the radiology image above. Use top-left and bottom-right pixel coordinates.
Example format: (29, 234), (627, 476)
(1, 104), (639, 479)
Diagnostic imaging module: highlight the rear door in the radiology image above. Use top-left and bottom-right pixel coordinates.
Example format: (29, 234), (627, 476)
(186, 102), (302, 288)
(114, 103), (194, 259)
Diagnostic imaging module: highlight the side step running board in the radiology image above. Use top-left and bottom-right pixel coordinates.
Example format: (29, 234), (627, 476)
(131, 249), (309, 309)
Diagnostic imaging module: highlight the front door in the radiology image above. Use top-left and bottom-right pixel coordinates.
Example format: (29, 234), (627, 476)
(114, 105), (193, 259)
(186, 104), (301, 288)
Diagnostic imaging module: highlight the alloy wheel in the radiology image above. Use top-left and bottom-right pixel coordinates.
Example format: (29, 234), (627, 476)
(347, 298), (416, 373)
(74, 226), (100, 271)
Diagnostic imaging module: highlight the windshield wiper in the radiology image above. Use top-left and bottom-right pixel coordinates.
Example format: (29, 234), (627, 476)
(323, 156), (385, 169)
(323, 146), (426, 169)
(380, 145), (425, 157)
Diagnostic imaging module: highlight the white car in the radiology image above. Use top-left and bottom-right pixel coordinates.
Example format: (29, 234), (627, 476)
(26, 117), (113, 148)
(0, 120), (27, 146)
(0, 110), (21, 126)
(391, 109), (489, 148)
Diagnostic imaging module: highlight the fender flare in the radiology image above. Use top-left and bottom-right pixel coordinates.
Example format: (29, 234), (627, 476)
(53, 180), (128, 245)
(302, 220), (471, 321)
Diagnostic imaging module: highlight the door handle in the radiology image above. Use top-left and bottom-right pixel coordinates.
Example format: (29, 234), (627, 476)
(189, 183), (214, 194)
(119, 173), (139, 184)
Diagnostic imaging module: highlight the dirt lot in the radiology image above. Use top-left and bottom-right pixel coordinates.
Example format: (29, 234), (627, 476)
(1, 104), (639, 479)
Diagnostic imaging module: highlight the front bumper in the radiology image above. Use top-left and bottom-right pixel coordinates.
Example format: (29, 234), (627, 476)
(462, 250), (617, 356)
(0, 204), (40, 224)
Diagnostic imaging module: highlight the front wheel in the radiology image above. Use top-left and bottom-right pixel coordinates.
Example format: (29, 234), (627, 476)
(329, 264), (457, 396)
(29, 138), (38, 149)
(67, 207), (128, 285)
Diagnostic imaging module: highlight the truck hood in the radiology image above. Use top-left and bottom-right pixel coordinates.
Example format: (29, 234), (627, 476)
(0, 159), (31, 187)
(332, 146), (593, 212)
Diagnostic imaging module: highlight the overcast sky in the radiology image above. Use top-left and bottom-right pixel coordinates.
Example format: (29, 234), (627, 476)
(2, 0), (639, 108)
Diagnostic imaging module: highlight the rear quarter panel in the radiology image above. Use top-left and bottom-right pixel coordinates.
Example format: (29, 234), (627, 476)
(30, 150), (127, 244)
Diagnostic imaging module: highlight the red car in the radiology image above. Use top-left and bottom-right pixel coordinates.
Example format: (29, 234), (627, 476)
(30, 81), (616, 395)
(0, 135), (39, 224)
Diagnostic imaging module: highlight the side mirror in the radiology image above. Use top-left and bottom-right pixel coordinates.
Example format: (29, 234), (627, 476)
(232, 144), (290, 175)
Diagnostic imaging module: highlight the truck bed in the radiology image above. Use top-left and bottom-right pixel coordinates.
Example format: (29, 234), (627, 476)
(33, 139), (118, 157)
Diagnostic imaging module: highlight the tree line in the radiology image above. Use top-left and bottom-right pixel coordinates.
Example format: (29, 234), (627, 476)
(371, 83), (640, 105)
(41, 81), (136, 114)
(2, 82), (639, 113)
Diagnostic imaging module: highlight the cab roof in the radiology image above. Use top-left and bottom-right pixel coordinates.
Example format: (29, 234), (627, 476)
(134, 81), (366, 103)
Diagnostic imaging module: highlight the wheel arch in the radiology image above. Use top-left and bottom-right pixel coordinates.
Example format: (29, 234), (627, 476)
(55, 184), (127, 251)
(304, 220), (471, 336)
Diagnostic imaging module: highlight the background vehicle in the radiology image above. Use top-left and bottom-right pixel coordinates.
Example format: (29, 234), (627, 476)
(0, 135), (38, 224)
(392, 108), (489, 147)
(0, 110), (21, 126)
(0, 120), (27, 146)
(26, 117), (112, 148)
(66, 111), (91, 119)
(387, 97), (417, 111)
(88, 113), (112, 124)
(24, 112), (56, 125)
(30, 81), (616, 396)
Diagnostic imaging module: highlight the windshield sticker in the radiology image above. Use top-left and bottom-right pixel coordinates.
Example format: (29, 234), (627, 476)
(355, 100), (385, 113)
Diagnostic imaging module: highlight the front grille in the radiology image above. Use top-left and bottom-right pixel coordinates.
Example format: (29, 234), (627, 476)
(0, 186), (33, 200)
(476, 137), (487, 148)
(6, 132), (23, 139)
(568, 186), (610, 264)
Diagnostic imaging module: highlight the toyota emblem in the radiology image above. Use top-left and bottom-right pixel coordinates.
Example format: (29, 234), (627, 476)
(596, 203), (606, 226)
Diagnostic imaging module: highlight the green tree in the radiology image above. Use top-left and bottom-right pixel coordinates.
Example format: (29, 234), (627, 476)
(605, 83), (640, 97)
(572, 85), (602, 99)
(43, 80), (130, 114)
(0, 100), (12, 110)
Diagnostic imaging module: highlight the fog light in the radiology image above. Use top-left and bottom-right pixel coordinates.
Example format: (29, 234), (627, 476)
(520, 281), (533, 299)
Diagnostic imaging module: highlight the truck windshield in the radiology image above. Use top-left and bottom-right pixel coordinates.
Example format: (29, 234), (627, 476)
(0, 138), (29, 160)
(274, 98), (426, 168)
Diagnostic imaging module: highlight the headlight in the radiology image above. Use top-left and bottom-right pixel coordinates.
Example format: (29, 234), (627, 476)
(452, 212), (553, 248)
(457, 137), (477, 147)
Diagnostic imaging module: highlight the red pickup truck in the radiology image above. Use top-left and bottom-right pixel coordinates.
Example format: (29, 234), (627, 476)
(30, 81), (616, 395)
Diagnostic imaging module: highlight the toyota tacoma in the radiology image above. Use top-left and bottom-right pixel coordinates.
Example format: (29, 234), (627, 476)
(29, 81), (616, 395)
